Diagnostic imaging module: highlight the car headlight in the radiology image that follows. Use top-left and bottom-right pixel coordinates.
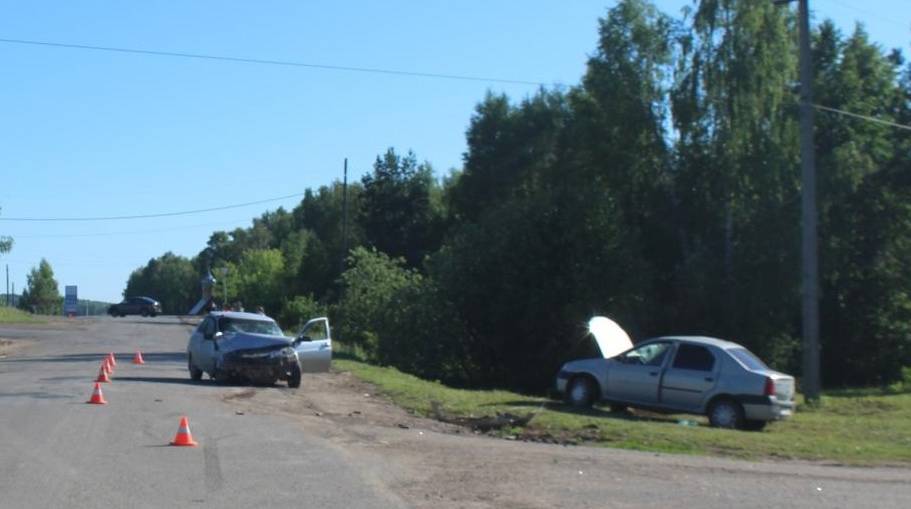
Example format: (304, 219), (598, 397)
(269, 347), (295, 359)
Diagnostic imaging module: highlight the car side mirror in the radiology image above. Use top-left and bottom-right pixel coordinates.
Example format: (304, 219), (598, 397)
(204, 331), (223, 341)
(295, 334), (312, 344)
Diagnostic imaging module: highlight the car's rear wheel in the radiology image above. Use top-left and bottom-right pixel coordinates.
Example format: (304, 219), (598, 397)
(188, 357), (203, 381)
(566, 376), (596, 408)
(708, 399), (744, 429)
(287, 363), (302, 388)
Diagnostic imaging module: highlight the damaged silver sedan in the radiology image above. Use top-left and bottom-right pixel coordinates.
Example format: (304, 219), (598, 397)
(187, 311), (331, 388)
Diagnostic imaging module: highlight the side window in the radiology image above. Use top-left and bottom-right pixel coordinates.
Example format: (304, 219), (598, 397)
(672, 344), (716, 372)
(301, 319), (329, 341)
(621, 342), (671, 367)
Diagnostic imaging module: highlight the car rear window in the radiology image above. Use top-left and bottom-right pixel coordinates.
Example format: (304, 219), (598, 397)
(729, 347), (768, 371)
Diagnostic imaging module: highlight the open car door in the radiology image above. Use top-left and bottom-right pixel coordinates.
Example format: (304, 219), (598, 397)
(294, 317), (332, 372)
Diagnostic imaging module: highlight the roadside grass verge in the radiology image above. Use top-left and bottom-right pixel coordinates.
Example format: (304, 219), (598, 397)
(334, 358), (911, 465)
(0, 307), (41, 324)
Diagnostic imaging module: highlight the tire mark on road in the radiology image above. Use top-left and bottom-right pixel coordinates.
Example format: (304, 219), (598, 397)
(203, 438), (224, 493)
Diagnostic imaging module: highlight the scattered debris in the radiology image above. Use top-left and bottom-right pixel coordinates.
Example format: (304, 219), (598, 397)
(154, 398), (163, 403)
(315, 411), (323, 417)
(397, 423), (410, 429)
(235, 410), (245, 415)
(430, 401), (534, 432)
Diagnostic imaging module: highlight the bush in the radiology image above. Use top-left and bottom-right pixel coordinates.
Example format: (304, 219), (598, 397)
(333, 247), (470, 385)
(279, 295), (326, 333)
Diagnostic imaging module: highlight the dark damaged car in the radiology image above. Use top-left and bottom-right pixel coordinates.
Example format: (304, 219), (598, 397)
(187, 311), (332, 387)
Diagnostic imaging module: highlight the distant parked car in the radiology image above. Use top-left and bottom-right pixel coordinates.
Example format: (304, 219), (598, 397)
(108, 297), (161, 317)
(555, 336), (795, 430)
(186, 311), (332, 387)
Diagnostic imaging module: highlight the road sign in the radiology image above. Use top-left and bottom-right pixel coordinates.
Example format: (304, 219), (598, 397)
(64, 285), (78, 316)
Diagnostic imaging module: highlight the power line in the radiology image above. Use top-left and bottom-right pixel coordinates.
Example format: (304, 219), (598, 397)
(0, 37), (549, 87)
(0, 192), (305, 222)
(13, 218), (254, 239)
(814, 103), (911, 131)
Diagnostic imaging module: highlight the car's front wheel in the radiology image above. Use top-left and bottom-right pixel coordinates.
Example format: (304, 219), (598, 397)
(287, 363), (302, 388)
(708, 399), (744, 429)
(188, 356), (203, 381)
(566, 376), (596, 408)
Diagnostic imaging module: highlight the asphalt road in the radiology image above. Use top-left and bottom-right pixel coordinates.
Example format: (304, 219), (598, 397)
(1, 316), (909, 509)
(0, 316), (405, 509)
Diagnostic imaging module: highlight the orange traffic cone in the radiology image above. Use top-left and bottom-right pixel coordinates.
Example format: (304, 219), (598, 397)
(108, 352), (117, 367)
(102, 358), (113, 376)
(132, 351), (145, 365)
(96, 364), (111, 383)
(170, 417), (198, 447)
(86, 383), (107, 404)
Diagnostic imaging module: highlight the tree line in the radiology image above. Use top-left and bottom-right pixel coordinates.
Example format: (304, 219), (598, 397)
(123, 0), (911, 391)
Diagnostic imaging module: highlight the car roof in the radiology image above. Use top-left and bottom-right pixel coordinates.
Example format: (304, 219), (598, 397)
(645, 335), (742, 349)
(208, 311), (276, 322)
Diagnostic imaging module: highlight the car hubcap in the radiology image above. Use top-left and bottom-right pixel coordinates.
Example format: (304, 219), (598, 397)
(714, 405), (736, 427)
(570, 382), (588, 403)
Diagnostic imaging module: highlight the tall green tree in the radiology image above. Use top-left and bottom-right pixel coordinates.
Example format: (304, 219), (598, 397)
(814, 24), (911, 385)
(360, 148), (444, 268)
(234, 248), (285, 314)
(19, 259), (61, 315)
(124, 253), (198, 314)
(671, 0), (800, 361)
(0, 206), (12, 255)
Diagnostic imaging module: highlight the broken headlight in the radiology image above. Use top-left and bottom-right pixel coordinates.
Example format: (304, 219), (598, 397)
(269, 347), (295, 359)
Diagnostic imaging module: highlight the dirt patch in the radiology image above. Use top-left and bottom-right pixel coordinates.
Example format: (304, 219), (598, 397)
(208, 367), (911, 509)
(0, 338), (30, 358)
(222, 388), (257, 401)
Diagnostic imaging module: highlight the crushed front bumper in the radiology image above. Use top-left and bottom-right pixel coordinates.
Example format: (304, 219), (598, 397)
(220, 349), (299, 383)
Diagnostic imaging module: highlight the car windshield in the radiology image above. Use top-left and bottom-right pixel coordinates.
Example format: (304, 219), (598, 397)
(729, 347), (768, 371)
(218, 317), (283, 336)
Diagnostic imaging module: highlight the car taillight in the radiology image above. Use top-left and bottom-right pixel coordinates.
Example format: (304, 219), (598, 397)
(764, 377), (776, 396)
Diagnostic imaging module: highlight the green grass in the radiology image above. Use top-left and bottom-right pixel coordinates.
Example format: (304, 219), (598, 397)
(0, 307), (40, 324)
(334, 358), (911, 465)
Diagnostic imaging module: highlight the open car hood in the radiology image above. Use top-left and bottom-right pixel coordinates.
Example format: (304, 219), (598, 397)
(218, 332), (292, 353)
(588, 316), (633, 359)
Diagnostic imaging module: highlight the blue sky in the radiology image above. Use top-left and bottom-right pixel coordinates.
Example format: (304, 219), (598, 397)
(1, 0), (908, 303)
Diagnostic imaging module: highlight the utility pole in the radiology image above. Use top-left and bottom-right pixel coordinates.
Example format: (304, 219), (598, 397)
(341, 158), (349, 274)
(5, 264), (8, 306)
(775, 0), (820, 401)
